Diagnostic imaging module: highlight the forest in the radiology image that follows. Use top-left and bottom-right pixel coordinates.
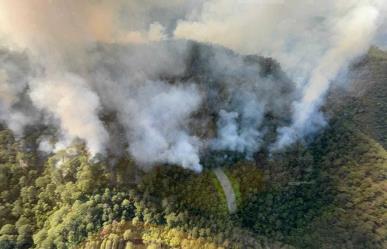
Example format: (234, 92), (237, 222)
(0, 8), (386, 248)
(0, 75), (386, 249)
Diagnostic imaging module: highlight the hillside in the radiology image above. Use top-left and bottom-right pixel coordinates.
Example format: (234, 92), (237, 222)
(0, 45), (386, 249)
(240, 120), (386, 248)
(78, 220), (293, 249)
(75, 118), (387, 249)
(328, 46), (387, 148)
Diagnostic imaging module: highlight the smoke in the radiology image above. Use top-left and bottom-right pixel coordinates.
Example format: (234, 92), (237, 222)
(204, 48), (294, 155)
(212, 109), (263, 155)
(173, 0), (387, 149)
(83, 41), (205, 170)
(123, 81), (202, 171)
(0, 0), (205, 51)
(0, 0), (385, 171)
(29, 74), (109, 155)
(0, 49), (36, 135)
(274, 2), (385, 148)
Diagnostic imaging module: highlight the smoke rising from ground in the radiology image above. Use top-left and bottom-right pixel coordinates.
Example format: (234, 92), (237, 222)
(173, 0), (387, 149)
(0, 1), (385, 170)
(123, 81), (202, 171)
(274, 3), (384, 148)
(0, 50), (34, 135)
(29, 74), (109, 155)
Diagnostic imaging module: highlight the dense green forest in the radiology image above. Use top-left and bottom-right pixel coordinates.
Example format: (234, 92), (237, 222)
(0, 116), (386, 249)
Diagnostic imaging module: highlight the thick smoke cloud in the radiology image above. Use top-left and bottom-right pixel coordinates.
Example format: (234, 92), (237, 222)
(29, 74), (109, 155)
(0, 49), (37, 135)
(204, 48), (294, 155)
(174, 0), (387, 149)
(0, 0), (385, 171)
(123, 81), (202, 171)
(275, 2), (385, 148)
(84, 42), (205, 170)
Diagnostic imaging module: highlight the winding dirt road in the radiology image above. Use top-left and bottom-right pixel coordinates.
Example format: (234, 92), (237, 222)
(213, 168), (237, 214)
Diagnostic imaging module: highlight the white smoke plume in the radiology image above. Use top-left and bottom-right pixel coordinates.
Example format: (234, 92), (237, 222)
(84, 41), (204, 170)
(0, 49), (36, 135)
(123, 81), (202, 171)
(212, 109), (263, 155)
(173, 0), (387, 149)
(275, 2), (385, 148)
(205, 48), (293, 155)
(29, 74), (109, 155)
(0, 0), (385, 171)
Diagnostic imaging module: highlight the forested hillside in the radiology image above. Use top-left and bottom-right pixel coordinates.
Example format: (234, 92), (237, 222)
(0, 47), (386, 249)
(329, 46), (387, 148)
(0, 128), (287, 249)
(0, 117), (385, 249)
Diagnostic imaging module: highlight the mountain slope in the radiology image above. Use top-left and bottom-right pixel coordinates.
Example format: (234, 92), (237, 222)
(329, 46), (387, 148)
(0, 45), (386, 249)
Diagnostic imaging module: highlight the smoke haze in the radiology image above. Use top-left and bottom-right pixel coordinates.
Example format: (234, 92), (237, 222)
(0, 0), (385, 170)
(173, 0), (387, 149)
